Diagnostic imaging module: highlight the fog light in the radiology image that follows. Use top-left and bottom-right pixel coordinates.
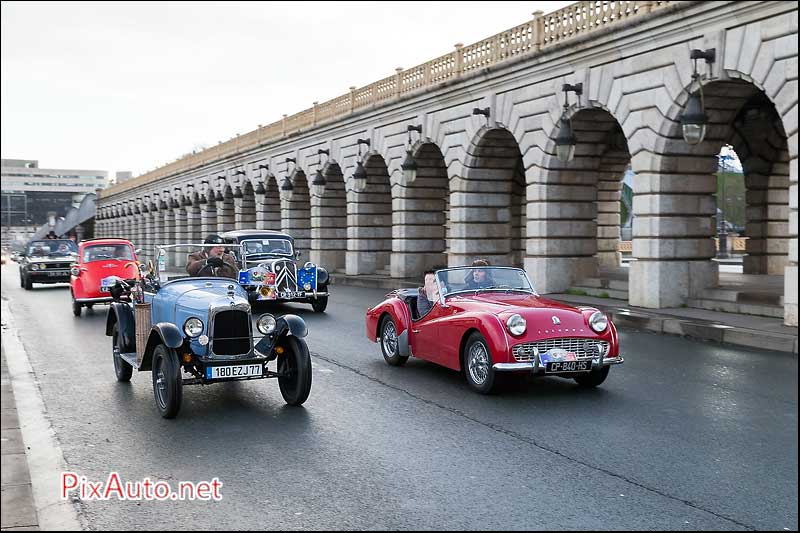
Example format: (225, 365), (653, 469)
(182, 353), (192, 363)
(275, 346), (284, 355)
(304, 282), (312, 291)
(198, 335), (209, 346)
(31, 263), (40, 271)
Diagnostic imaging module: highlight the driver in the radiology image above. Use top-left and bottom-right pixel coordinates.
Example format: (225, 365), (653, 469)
(464, 259), (494, 290)
(186, 234), (238, 279)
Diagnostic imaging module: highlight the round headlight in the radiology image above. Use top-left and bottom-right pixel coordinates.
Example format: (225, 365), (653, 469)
(256, 314), (277, 335)
(589, 311), (608, 333)
(303, 282), (312, 291)
(183, 317), (204, 338)
(70, 266), (80, 277)
(506, 314), (527, 336)
(31, 263), (40, 271)
(317, 267), (329, 285)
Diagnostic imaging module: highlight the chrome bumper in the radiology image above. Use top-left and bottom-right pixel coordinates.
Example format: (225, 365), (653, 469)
(493, 355), (624, 373)
(74, 297), (114, 304)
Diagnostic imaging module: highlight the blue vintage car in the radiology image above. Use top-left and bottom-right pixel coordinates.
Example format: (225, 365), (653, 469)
(104, 244), (312, 418)
(220, 230), (330, 313)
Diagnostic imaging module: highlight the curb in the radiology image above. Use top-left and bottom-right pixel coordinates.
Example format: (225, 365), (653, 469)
(329, 273), (798, 355)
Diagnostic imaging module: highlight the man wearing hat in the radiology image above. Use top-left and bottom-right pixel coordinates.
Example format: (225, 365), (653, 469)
(186, 234), (238, 279)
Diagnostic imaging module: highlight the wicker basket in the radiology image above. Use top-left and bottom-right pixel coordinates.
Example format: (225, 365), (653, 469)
(134, 303), (151, 366)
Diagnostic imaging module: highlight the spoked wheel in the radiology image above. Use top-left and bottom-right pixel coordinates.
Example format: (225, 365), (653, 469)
(152, 344), (182, 418)
(380, 316), (408, 366)
(112, 323), (133, 382)
(574, 365), (610, 388)
(463, 332), (499, 394)
(277, 336), (312, 406)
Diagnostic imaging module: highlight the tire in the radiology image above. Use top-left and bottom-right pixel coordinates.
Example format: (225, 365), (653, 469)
(574, 366), (610, 388)
(311, 296), (328, 313)
(463, 332), (499, 394)
(277, 336), (312, 406)
(72, 298), (82, 317)
(23, 275), (32, 291)
(86, 303), (94, 310)
(379, 316), (408, 367)
(112, 323), (133, 382)
(152, 344), (183, 418)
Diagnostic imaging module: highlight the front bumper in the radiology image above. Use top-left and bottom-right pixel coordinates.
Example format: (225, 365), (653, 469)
(27, 270), (71, 282)
(493, 355), (624, 373)
(243, 287), (328, 300)
(183, 355), (277, 386)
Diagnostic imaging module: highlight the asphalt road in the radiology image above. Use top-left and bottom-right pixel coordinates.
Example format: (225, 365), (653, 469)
(1, 263), (797, 531)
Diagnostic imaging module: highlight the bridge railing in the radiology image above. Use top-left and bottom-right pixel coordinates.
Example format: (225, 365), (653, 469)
(102, 0), (671, 199)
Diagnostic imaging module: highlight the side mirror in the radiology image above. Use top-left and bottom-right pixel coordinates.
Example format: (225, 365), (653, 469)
(295, 250), (301, 260)
(134, 248), (142, 255)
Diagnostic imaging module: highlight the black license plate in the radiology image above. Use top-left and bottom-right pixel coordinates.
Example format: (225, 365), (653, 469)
(546, 360), (592, 373)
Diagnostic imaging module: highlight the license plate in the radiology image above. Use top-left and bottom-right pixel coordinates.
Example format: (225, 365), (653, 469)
(546, 360), (592, 373)
(47, 271), (65, 277)
(100, 287), (110, 293)
(205, 364), (263, 380)
(101, 276), (116, 287)
(279, 291), (302, 299)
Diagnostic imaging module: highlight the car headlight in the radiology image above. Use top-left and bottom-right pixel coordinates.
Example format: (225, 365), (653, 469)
(31, 263), (40, 271)
(183, 317), (204, 338)
(589, 311), (608, 333)
(317, 267), (329, 285)
(256, 313), (277, 335)
(303, 282), (312, 291)
(70, 266), (80, 277)
(506, 314), (527, 336)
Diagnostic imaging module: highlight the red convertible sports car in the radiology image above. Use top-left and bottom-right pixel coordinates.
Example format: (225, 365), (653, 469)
(70, 238), (139, 317)
(366, 266), (624, 394)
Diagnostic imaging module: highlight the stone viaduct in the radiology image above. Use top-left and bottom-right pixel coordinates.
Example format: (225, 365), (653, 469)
(95, 1), (799, 326)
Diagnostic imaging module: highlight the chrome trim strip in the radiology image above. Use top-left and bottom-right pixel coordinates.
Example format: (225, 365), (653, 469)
(493, 355), (624, 372)
(75, 297), (114, 303)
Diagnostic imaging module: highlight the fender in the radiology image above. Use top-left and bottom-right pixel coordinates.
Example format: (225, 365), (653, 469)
(277, 314), (308, 338)
(105, 302), (136, 353)
(437, 312), (512, 370)
(140, 322), (185, 372)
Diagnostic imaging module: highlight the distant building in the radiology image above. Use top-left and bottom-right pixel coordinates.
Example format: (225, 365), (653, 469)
(1, 158), (109, 248)
(115, 171), (133, 184)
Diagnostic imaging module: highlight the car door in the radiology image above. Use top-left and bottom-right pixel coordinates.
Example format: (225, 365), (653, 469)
(410, 303), (451, 366)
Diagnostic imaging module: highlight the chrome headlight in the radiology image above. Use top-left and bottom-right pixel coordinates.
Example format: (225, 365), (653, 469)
(31, 263), (40, 271)
(70, 266), (80, 276)
(317, 267), (329, 285)
(183, 317), (204, 338)
(506, 314), (527, 336)
(589, 311), (608, 333)
(256, 313), (277, 335)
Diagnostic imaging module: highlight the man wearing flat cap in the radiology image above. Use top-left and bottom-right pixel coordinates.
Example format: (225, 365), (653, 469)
(186, 234), (238, 279)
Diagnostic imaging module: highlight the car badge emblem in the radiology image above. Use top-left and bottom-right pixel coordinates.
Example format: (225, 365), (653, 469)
(552, 316), (560, 325)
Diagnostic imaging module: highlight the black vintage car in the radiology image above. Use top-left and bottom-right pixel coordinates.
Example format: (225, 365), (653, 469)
(220, 230), (330, 313)
(18, 239), (78, 290)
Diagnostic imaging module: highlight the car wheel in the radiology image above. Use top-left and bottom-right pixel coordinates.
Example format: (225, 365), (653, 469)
(151, 344), (182, 418)
(277, 336), (312, 406)
(72, 296), (82, 317)
(311, 296), (328, 313)
(574, 366), (610, 388)
(23, 275), (32, 291)
(86, 303), (94, 310)
(463, 332), (498, 394)
(112, 323), (133, 382)
(380, 316), (408, 367)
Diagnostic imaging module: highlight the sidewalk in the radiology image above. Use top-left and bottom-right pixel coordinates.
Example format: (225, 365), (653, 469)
(1, 347), (39, 531)
(330, 273), (798, 355)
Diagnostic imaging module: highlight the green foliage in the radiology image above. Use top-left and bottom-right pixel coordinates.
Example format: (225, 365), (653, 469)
(716, 171), (746, 229)
(565, 288), (588, 296)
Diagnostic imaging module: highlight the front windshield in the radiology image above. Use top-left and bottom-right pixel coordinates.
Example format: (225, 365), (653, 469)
(83, 244), (134, 263)
(435, 267), (535, 297)
(27, 240), (77, 257)
(240, 238), (293, 257)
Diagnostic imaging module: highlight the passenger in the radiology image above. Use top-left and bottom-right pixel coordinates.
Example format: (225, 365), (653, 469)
(186, 234), (238, 279)
(416, 268), (441, 318)
(114, 246), (133, 260)
(464, 259), (494, 290)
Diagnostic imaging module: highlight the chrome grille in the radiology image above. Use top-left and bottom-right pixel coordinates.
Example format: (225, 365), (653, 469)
(513, 338), (610, 362)
(273, 260), (297, 292)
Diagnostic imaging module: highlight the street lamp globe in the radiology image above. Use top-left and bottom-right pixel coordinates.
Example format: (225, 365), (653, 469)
(680, 92), (707, 145)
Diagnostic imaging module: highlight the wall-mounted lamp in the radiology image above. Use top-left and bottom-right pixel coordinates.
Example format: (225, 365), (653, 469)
(402, 124), (422, 183)
(312, 149), (329, 194)
(472, 107), (491, 127)
(680, 48), (716, 146)
(280, 176), (294, 192)
(353, 138), (370, 191)
(233, 187), (243, 199)
(555, 83), (583, 163)
(255, 181), (266, 194)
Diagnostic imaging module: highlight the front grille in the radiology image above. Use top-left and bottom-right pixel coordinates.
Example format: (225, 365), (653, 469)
(211, 310), (251, 356)
(513, 338), (610, 362)
(273, 260), (297, 292)
(34, 262), (71, 269)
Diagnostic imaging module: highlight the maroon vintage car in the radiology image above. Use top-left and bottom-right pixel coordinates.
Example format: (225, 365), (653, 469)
(365, 266), (623, 394)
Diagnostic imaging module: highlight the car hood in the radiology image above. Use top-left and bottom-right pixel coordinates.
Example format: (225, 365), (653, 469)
(448, 293), (593, 329)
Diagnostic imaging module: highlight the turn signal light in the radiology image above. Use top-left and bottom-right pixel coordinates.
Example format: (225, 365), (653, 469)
(275, 346), (284, 355)
(182, 354), (192, 363)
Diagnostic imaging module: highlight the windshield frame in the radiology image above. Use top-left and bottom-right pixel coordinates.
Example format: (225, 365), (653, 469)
(435, 266), (537, 303)
(27, 239), (78, 257)
(238, 237), (294, 258)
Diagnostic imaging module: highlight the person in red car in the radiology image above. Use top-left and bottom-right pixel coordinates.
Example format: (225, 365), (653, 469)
(186, 234), (238, 279)
(464, 259), (494, 290)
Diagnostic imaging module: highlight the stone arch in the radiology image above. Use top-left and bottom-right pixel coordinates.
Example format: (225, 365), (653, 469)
(234, 180), (256, 230)
(347, 153), (392, 275)
(281, 169), (311, 252)
(216, 184), (235, 233)
(451, 126), (525, 268)
(391, 141), (450, 278)
(310, 161), (346, 271)
(256, 174), (281, 231)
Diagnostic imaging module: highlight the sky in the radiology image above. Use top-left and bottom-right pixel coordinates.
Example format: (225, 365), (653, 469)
(1, 1), (573, 180)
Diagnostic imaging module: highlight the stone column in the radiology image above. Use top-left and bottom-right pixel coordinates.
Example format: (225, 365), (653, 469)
(281, 191), (311, 253)
(786, 140), (798, 327)
(597, 178), (623, 270)
(185, 204), (202, 246)
(174, 207), (188, 269)
(346, 173), (392, 276)
(162, 209), (176, 271)
(629, 153), (718, 308)
(310, 180), (346, 271)
(234, 194), (256, 230)
(216, 197), (234, 233)
(201, 200), (218, 237)
(255, 191), (281, 230)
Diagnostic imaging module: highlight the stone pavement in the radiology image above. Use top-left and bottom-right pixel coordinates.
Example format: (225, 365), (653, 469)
(330, 273), (798, 354)
(1, 346), (39, 531)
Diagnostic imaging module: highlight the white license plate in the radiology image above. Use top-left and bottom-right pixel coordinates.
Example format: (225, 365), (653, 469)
(205, 364), (263, 380)
(101, 276), (117, 287)
(545, 360), (592, 373)
(47, 271), (66, 277)
(279, 291), (302, 299)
